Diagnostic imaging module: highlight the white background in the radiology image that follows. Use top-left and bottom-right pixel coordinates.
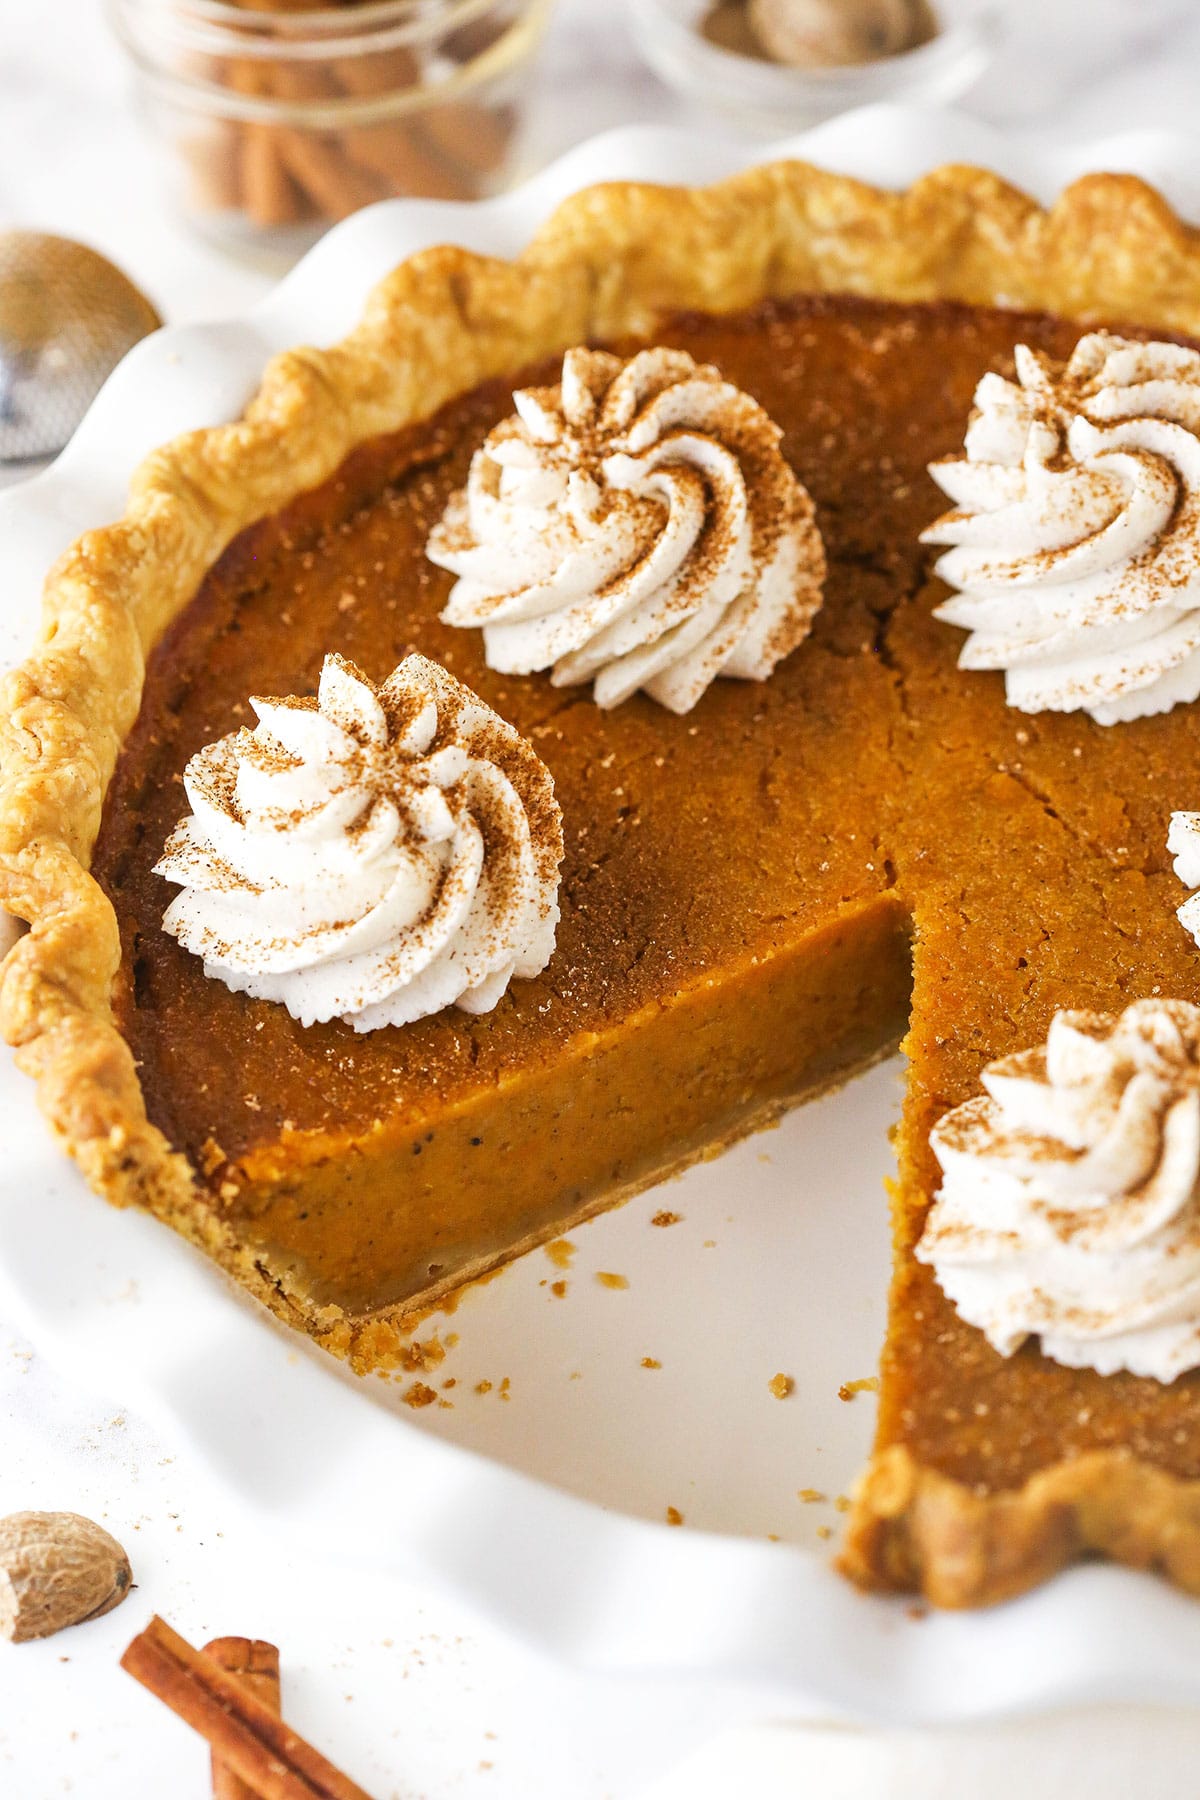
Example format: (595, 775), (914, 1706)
(7, 2), (1200, 1795)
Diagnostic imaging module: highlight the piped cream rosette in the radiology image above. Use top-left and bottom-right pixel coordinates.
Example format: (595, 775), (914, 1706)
(426, 346), (825, 713)
(156, 652), (563, 1032)
(925, 333), (1200, 725)
(919, 1000), (1200, 1381)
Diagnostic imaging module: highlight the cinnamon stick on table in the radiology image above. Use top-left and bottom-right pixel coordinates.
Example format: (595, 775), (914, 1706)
(205, 1637), (282, 1800)
(121, 1614), (374, 1800)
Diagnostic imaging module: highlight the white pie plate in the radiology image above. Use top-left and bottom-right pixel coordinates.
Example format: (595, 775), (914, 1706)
(7, 105), (1200, 1728)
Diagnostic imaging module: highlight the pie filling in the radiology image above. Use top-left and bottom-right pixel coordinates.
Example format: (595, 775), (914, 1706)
(93, 293), (1200, 1513)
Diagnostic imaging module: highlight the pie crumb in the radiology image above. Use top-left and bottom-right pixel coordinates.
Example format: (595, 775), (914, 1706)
(402, 1382), (438, 1409)
(401, 1334), (445, 1373)
(769, 1372), (794, 1399)
(198, 1137), (226, 1177)
(665, 1506), (684, 1527)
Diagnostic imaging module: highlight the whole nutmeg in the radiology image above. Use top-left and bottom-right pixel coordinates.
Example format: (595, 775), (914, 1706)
(0, 1512), (133, 1643)
(701, 0), (770, 56)
(749, 0), (933, 66)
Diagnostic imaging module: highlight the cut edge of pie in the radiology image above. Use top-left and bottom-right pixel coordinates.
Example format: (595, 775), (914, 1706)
(6, 159), (1200, 1607)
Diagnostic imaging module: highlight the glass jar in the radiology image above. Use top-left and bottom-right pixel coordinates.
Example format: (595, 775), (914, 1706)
(106, 0), (554, 262)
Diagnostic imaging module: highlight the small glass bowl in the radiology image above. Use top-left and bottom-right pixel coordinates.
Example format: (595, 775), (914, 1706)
(628, 0), (1002, 136)
(106, 0), (554, 264)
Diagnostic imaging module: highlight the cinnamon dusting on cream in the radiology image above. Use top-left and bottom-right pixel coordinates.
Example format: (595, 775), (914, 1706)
(427, 346), (825, 713)
(155, 652), (563, 1033)
(920, 999), (1200, 1381)
(926, 333), (1200, 724)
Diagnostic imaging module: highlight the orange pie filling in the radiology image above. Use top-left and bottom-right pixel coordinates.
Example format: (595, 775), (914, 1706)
(92, 294), (1200, 1597)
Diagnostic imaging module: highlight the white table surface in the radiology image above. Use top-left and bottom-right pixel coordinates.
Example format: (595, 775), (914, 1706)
(8, 2), (1200, 1795)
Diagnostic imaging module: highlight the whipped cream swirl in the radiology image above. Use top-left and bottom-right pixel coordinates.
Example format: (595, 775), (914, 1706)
(1169, 809), (1200, 949)
(918, 1000), (1200, 1381)
(155, 652), (563, 1032)
(924, 332), (1200, 725)
(425, 346), (825, 714)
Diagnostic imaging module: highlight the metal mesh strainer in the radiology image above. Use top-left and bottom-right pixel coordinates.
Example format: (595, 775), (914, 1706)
(0, 232), (161, 464)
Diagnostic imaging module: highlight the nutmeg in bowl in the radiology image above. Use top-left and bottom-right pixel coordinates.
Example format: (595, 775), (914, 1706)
(631, 0), (1001, 135)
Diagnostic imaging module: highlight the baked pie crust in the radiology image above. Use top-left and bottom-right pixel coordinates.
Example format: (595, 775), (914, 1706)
(6, 161), (1200, 1607)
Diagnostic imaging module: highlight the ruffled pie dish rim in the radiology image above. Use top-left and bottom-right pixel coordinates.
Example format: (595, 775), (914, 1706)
(8, 151), (1200, 1610)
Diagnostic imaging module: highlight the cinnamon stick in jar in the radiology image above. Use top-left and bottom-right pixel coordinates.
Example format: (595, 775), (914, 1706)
(443, 13), (509, 63)
(338, 121), (475, 202)
(183, 120), (246, 216)
(420, 100), (517, 177)
(329, 39), (482, 203)
(331, 44), (423, 100)
(224, 43), (315, 228)
(181, 0), (522, 231)
(217, 0), (341, 226)
(231, 6), (417, 220)
(273, 128), (392, 219)
(242, 124), (313, 226)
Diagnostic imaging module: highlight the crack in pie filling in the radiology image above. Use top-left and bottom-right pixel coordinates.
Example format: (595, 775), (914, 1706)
(10, 162), (1200, 1607)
